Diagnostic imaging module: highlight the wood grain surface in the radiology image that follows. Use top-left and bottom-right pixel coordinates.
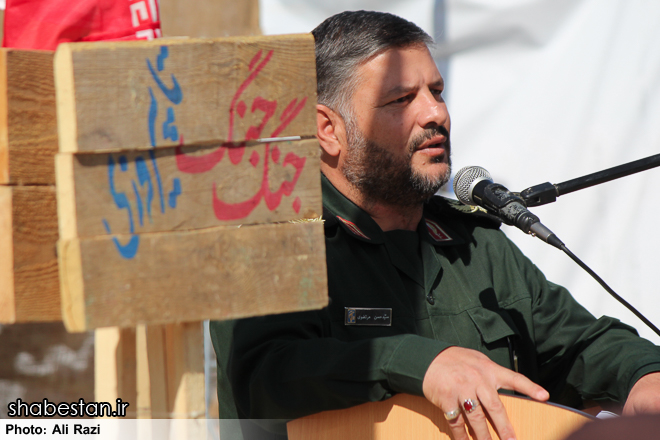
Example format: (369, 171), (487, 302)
(56, 138), (321, 241)
(0, 185), (60, 323)
(0, 49), (58, 185)
(136, 322), (205, 418)
(159, 0), (260, 38)
(53, 34), (326, 330)
(288, 393), (593, 440)
(59, 221), (327, 331)
(54, 34), (317, 153)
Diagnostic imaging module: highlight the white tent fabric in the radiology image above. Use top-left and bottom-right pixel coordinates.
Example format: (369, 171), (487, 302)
(260, 0), (660, 344)
(444, 0), (660, 345)
(260, 0), (436, 37)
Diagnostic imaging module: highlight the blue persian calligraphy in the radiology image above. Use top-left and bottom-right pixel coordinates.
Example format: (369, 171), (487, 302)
(102, 46), (183, 259)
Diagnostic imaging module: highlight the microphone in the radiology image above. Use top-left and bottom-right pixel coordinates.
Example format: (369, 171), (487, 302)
(453, 166), (565, 249)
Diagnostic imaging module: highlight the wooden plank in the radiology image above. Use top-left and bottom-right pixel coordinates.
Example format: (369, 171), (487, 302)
(160, 0), (260, 38)
(0, 185), (60, 323)
(137, 324), (207, 420)
(138, 324), (168, 418)
(0, 186), (14, 318)
(138, 323), (205, 419)
(54, 34), (317, 153)
(0, 49), (58, 185)
(0, 49), (61, 324)
(136, 325), (152, 418)
(95, 327), (138, 418)
(0, 50), (6, 184)
(58, 221), (327, 332)
(55, 138), (322, 241)
(138, 323), (206, 418)
(165, 322), (205, 418)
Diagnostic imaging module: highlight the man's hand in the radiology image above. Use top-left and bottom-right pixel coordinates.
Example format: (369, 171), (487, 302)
(623, 372), (660, 415)
(423, 346), (549, 440)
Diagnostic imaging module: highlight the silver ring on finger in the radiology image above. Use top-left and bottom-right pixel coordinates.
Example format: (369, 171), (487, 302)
(444, 408), (460, 421)
(462, 398), (480, 414)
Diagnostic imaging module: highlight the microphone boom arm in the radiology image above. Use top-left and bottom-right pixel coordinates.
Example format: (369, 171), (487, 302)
(521, 153), (660, 207)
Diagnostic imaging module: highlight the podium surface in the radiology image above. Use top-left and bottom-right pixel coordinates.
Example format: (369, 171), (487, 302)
(288, 393), (594, 440)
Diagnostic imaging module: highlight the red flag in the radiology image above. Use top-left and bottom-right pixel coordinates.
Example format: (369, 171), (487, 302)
(2, 0), (161, 50)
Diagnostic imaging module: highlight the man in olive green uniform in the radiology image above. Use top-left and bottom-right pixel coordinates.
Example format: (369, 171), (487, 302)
(211, 10), (660, 440)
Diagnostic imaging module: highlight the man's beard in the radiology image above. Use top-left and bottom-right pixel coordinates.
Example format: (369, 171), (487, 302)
(341, 120), (452, 208)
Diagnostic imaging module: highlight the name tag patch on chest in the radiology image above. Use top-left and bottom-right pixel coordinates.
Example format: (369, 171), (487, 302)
(345, 308), (392, 326)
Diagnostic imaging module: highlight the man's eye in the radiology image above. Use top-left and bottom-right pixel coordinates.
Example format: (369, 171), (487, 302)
(432, 89), (444, 98)
(391, 95), (412, 104)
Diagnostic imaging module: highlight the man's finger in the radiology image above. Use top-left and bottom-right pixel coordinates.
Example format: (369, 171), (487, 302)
(462, 396), (495, 440)
(477, 389), (517, 440)
(446, 413), (471, 440)
(502, 370), (549, 401)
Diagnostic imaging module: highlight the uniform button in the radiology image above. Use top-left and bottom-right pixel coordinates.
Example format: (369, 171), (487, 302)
(426, 295), (435, 305)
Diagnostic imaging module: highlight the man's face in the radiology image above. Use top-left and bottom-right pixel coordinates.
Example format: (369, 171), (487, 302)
(340, 45), (451, 207)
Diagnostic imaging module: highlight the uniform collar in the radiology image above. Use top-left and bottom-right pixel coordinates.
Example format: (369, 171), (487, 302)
(321, 174), (463, 247)
(322, 174), (386, 243)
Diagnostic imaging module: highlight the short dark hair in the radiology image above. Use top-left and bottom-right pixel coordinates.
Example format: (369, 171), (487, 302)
(312, 10), (433, 118)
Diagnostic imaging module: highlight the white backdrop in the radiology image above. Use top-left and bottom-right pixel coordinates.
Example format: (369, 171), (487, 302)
(260, 0), (660, 344)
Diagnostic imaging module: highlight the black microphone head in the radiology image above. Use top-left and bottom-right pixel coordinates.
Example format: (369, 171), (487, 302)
(453, 166), (493, 205)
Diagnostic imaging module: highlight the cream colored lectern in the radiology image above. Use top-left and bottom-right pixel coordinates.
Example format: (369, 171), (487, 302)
(288, 393), (594, 440)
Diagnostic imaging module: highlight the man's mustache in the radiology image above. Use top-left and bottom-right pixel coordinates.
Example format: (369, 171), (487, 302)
(409, 126), (451, 154)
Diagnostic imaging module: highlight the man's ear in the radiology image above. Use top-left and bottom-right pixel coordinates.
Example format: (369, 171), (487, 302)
(316, 104), (346, 157)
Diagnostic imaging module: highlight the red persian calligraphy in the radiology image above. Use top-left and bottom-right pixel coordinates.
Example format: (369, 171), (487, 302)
(175, 49), (308, 220)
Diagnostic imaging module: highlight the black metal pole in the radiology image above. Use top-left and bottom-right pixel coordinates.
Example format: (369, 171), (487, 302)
(521, 153), (660, 207)
(556, 152), (660, 196)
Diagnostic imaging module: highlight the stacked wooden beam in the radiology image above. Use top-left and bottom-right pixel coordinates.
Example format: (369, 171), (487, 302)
(1, 34), (327, 420)
(54, 35), (327, 418)
(53, 34), (327, 332)
(0, 49), (61, 323)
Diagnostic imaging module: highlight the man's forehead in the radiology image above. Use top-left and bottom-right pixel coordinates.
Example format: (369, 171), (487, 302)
(383, 78), (445, 97)
(355, 45), (444, 98)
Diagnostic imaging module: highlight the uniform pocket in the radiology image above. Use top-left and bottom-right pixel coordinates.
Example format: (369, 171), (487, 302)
(467, 307), (520, 345)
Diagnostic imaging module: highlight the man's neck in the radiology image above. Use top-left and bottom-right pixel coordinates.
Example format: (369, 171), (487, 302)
(323, 169), (424, 232)
(366, 202), (424, 232)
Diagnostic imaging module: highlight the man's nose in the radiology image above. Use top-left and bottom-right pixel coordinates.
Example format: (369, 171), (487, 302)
(417, 90), (449, 129)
